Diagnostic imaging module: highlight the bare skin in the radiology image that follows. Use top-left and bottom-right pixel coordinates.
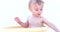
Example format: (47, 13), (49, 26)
(15, 17), (29, 28)
(15, 3), (60, 32)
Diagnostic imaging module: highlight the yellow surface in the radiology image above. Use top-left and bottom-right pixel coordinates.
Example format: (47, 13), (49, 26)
(0, 26), (48, 32)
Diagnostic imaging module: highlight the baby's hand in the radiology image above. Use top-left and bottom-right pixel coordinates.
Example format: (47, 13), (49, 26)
(15, 17), (21, 22)
(15, 17), (22, 25)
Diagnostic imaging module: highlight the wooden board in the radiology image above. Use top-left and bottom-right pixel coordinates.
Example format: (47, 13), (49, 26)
(0, 26), (48, 32)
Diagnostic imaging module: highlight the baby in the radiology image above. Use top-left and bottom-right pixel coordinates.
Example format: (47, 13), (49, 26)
(15, 0), (60, 32)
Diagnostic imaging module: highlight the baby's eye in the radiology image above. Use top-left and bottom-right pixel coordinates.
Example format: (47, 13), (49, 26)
(40, 9), (43, 11)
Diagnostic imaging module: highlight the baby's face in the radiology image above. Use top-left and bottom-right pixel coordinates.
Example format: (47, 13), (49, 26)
(29, 3), (43, 16)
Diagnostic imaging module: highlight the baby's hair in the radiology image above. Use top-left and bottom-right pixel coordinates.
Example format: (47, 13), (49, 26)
(29, 0), (44, 7)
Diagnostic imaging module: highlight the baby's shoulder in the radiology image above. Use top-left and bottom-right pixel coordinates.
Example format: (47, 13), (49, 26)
(27, 15), (32, 20)
(41, 16), (48, 22)
(27, 15), (31, 19)
(40, 16), (47, 21)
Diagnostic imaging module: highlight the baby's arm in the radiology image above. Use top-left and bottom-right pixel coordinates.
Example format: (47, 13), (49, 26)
(15, 17), (29, 28)
(43, 17), (60, 32)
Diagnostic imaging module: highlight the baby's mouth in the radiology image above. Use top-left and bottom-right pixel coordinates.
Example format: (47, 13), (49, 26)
(38, 14), (40, 15)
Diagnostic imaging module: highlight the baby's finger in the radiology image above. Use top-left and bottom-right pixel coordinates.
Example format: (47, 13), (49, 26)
(15, 17), (20, 21)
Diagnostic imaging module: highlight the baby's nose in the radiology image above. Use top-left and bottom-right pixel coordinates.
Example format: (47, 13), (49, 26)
(38, 10), (41, 12)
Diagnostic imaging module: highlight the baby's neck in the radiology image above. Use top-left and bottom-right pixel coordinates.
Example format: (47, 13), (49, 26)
(32, 14), (41, 18)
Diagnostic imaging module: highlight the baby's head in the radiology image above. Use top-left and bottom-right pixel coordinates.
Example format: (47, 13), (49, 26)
(29, 0), (44, 16)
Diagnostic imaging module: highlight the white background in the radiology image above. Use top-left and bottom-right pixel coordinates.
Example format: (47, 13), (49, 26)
(0, 0), (60, 32)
